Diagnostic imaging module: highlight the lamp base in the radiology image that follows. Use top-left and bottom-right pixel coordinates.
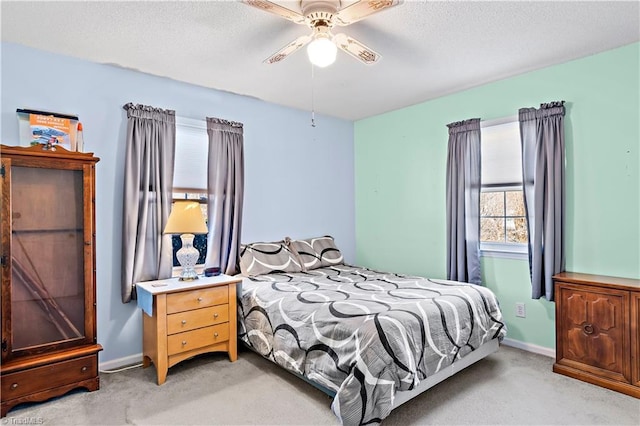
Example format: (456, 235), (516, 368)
(178, 271), (199, 281)
(176, 233), (200, 281)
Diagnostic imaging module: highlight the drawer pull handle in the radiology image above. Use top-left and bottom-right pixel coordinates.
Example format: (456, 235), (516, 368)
(10, 383), (18, 390)
(213, 313), (219, 318)
(181, 320), (187, 325)
(81, 366), (88, 372)
(583, 324), (594, 335)
(182, 340), (187, 346)
(197, 297), (203, 302)
(214, 332), (219, 338)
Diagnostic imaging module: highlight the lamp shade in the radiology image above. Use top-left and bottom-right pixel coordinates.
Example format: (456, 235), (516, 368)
(307, 37), (337, 68)
(163, 200), (208, 235)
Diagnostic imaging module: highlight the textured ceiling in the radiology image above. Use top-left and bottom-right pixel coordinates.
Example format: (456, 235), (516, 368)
(2, 1), (639, 121)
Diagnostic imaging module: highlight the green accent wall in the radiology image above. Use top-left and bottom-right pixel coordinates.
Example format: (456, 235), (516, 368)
(354, 43), (640, 351)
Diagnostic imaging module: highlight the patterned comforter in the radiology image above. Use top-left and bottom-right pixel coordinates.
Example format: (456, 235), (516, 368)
(238, 265), (506, 425)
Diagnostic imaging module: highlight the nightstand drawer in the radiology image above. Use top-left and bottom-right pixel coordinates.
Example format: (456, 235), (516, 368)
(167, 304), (229, 334)
(167, 286), (228, 313)
(1, 355), (97, 399)
(167, 323), (230, 355)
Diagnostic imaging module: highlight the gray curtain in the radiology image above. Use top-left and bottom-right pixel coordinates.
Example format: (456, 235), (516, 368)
(446, 118), (482, 285)
(121, 103), (176, 303)
(519, 101), (565, 300)
(205, 117), (244, 275)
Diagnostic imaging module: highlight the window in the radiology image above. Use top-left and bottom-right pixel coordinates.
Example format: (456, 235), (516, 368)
(480, 189), (527, 243)
(174, 116), (208, 192)
(480, 118), (527, 258)
(172, 117), (209, 268)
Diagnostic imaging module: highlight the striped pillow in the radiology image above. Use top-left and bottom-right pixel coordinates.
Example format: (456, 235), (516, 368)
(239, 240), (303, 276)
(289, 236), (344, 271)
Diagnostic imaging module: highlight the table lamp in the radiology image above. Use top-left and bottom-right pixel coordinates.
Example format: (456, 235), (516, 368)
(164, 200), (208, 281)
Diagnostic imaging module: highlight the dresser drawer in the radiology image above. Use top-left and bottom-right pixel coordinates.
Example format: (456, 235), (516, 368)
(1, 355), (97, 399)
(167, 323), (230, 355)
(167, 304), (229, 335)
(166, 286), (228, 314)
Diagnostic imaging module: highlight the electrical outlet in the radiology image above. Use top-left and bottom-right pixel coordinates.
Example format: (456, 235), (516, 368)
(515, 302), (526, 318)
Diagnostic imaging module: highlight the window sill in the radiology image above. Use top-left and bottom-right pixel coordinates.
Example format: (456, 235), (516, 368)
(480, 243), (528, 260)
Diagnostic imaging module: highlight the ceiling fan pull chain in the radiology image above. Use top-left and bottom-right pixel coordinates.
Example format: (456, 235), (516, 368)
(311, 63), (316, 127)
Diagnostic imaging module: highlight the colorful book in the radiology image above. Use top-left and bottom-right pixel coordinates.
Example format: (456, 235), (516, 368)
(29, 113), (73, 150)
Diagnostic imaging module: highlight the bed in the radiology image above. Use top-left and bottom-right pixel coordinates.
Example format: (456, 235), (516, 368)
(236, 237), (506, 425)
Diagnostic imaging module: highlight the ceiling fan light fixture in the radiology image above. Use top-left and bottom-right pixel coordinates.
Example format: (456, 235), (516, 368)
(244, 0), (401, 66)
(307, 36), (337, 67)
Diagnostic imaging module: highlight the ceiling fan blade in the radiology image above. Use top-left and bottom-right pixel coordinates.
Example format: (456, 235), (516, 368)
(264, 34), (312, 64)
(334, 0), (404, 26)
(242, 0), (306, 25)
(333, 33), (381, 65)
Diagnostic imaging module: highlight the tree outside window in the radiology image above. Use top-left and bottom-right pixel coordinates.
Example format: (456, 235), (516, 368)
(480, 189), (527, 244)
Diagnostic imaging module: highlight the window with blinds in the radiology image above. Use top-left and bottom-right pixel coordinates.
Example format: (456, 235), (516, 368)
(174, 116), (208, 193)
(480, 119), (527, 257)
(172, 117), (208, 268)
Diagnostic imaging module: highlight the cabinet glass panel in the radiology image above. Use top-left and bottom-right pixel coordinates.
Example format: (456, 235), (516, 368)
(10, 166), (85, 350)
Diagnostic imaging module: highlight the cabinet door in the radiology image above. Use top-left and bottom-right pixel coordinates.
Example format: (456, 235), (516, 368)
(556, 283), (630, 383)
(632, 292), (640, 387)
(1, 156), (94, 360)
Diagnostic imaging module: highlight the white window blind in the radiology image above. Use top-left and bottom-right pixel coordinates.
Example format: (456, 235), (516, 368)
(481, 120), (522, 186)
(174, 116), (208, 191)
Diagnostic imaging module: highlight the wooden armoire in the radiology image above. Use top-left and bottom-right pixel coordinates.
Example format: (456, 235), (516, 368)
(1, 144), (102, 416)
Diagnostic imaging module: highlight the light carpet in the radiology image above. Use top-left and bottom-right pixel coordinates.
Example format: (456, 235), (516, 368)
(5, 346), (639, 425)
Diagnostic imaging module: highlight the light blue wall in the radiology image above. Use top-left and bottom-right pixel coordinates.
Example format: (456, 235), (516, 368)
(1, 42), (355, 365)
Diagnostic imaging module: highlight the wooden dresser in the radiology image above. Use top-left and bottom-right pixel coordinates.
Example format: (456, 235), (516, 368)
(136, 274), (239, 385)
(553, 272), (639, 398)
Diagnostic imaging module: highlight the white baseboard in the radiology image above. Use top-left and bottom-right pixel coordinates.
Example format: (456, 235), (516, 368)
(98, 340), (553, 372)
(501, 338), (555, 358)
(99, 353), (143, 372)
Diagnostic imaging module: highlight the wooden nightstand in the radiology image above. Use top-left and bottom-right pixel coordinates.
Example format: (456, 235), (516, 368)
(136, 275), (240, 385)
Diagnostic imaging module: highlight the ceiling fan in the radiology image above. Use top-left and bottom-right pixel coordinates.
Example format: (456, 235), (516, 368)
(242, 0), (404, 67)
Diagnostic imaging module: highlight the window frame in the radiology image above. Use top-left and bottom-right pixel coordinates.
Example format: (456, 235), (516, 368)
(479, 116), (528, 260)
(170, 192), (209, 276)
(170, 116), (210, 276)
(480, 185), (528, 260)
